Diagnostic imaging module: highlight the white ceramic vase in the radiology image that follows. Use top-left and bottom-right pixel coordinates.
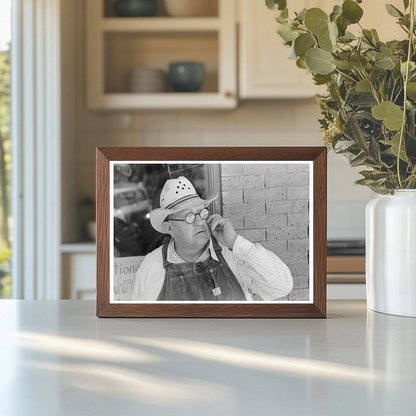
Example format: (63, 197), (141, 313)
(366, 190), (416, 317)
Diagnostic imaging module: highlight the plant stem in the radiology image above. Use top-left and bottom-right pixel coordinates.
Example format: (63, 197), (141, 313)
(334, 68), (357, 83)
(397, 0), (415, 188)
(390, 78), (398, 101)
(393, 86), (404, 104)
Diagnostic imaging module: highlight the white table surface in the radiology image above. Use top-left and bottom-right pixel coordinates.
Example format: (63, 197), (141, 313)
(0, 300), (415, 416)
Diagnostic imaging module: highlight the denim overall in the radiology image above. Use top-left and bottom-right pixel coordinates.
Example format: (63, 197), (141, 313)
(157, 237), (247, 301)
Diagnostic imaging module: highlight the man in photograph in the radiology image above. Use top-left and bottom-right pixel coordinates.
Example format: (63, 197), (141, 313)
(131, 176), (293, 301)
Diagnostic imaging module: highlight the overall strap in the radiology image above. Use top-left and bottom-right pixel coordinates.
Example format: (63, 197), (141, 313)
(211, 236), (225, 258)
(161, 242), (170, 268)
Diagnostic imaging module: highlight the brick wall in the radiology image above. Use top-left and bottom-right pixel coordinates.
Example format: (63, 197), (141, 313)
(221, 163), (310, 301)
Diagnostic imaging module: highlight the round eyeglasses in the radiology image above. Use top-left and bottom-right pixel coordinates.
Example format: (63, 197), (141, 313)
(167, 208), (209, 225)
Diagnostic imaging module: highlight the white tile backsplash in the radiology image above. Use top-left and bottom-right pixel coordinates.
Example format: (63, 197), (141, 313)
(328, 200), (368, 240)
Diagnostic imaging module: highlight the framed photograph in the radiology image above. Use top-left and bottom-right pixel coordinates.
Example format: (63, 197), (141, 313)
(96, 147), (327, 318)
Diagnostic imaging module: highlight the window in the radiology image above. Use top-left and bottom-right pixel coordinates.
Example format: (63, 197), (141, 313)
(0, 0), (11, 298)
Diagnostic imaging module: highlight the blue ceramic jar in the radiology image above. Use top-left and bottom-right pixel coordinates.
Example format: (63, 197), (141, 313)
(168, 62), (205, 92)
(114, 0), (158, 17)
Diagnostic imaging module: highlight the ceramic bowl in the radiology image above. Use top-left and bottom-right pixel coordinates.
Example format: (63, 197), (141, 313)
(168, 62), (205, 92)
(127, 68), (167, 93)
(114, 0), (158, 17)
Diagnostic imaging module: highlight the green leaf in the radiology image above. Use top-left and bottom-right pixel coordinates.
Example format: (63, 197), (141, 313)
(313, 74), (332, 85)
(344, 113), (369, 147)
(381, 132), (409, 162)
(356, 79), (372, 92)
(277, 23), (299, 42)
(407, 82), (416, 99)
(295, 8), (307, 22)
(363, 29), (380, 44)
(385, 4), (404, 18)
(369, 136), (381, 162)
(294, 33), (315, 57)
(334, 139), (356, 151)
(375, 56), (395, 70)
(296, 57), (307, 69)
(276, 8), (289, 24)
(306, 48), (335, 75)
(350, 53), (368, 69)
(379, 78), (386, 100)
(266, 0), (287, 11)
(317, 23), (338, 53)
(362, 29), (374, 44)
(304, 8), (329, 35)
(329, 82), (341, 101)
(318, 31), (334, 52)
(372, 101), (404, 130)
(333, 59), (353, 70)
(339, 31), (356, 42)
(330, 5), (343, 22)
(342, 0), (363, 24)
(403, 0), (410, 10)
(371, 29), (380, 42)
(348, 92), (377, 107)
(336, 15), (348, 36)
(370, 67), (386, 85)
(328, 21), (338, 45)
(350, 152), (368, 167)
(393, 61), (402, 79)
(401, 61), (416, 76)
(359, 170), (391, 180)
(355, 178), (377, 185)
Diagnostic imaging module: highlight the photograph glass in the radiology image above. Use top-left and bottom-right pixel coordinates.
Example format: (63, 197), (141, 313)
(110, 161), (313, 304)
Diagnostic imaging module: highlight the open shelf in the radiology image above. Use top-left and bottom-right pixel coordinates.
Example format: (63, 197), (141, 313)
(90, 92), (235, 109)
(61, 242), (96, 254)
(104, 31), (218, 94)
(86, 0), (236, 109)
(101, 17), (221, 32)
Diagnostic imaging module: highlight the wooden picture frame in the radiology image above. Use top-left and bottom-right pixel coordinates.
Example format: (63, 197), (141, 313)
(97, 147), (327, 318)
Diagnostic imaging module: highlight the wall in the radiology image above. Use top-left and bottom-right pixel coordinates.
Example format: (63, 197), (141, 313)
(221, 163), (310, 301)
(61, 0), (375, 243)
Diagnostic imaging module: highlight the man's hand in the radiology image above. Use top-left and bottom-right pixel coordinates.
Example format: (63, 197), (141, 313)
(207, 214), (238, 249)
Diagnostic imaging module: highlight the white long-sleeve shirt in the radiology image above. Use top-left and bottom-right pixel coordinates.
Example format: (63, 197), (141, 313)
(132, 235), (293, 301)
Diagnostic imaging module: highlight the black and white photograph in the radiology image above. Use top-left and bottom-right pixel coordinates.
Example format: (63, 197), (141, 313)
(110, 161), (313, 303)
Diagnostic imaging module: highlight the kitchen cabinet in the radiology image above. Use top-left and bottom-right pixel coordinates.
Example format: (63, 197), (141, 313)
(61, 244), (96, 300)
(238, 0), (325, 99)
(87, 0), (405, 108)
(238, 0), (405, 99)
(86, 0), (237, 109)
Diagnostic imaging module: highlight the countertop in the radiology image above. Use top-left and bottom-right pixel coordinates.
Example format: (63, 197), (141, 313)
(0, 300), (415, 415)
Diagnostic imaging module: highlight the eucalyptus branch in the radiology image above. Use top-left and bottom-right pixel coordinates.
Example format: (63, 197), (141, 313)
(397, 0), (415, 187)
(267, 0), (416, 193)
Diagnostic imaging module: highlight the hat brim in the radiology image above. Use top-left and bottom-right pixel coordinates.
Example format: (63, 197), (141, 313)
(150, 194), (218, 234)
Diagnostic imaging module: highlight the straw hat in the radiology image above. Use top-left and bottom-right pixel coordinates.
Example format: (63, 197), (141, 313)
(150, 176), (217, 234)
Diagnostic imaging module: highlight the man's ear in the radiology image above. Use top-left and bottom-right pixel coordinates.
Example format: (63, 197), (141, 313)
(161, 221), (172, 235)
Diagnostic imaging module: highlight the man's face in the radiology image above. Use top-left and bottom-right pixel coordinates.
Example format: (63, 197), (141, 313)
(166, 206), (211, 250)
